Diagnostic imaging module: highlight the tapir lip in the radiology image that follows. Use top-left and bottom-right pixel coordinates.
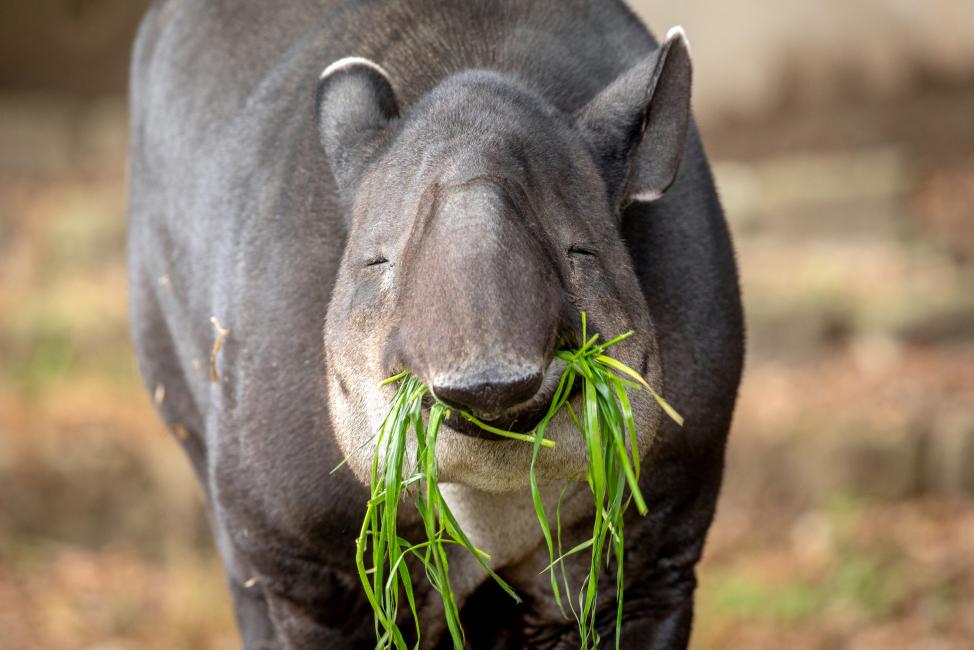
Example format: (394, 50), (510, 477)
(424, 358), (581, 439)
(436, 384), (583, 439)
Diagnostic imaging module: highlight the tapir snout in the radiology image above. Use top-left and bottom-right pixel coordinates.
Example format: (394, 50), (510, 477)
(392, 180), (564, 419)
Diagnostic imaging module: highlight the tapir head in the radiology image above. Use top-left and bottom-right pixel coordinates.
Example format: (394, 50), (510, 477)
(318, 29), (692, 491)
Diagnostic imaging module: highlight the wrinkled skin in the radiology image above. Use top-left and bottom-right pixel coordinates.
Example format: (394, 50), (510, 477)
(128, 1), (743, 648)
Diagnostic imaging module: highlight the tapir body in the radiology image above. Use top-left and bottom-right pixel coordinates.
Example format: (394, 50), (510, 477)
(128, 0), (743, 648)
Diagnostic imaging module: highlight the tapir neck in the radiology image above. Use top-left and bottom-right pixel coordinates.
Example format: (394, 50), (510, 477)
(436, 478), (593, 593)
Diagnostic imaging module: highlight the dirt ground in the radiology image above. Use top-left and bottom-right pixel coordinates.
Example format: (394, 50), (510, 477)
(1, 79), (972, 649)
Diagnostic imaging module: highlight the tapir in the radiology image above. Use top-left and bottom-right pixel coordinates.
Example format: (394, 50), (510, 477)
(128, 0), (744, 647)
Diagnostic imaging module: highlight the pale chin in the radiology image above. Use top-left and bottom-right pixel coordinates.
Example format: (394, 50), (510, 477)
(432, 414), (591, 492)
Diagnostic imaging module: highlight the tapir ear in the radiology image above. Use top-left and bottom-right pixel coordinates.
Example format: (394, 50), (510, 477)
(315, 57), (399, 206)
(575, 26), (692, 209)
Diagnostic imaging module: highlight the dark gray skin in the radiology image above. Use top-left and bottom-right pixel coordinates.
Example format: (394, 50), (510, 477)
(128, 1), (743, 648)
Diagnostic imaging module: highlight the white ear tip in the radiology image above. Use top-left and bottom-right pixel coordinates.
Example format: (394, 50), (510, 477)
(630, 189), (664, 203)
(665, 25), (690, 53)
(319, 56), (389, 81)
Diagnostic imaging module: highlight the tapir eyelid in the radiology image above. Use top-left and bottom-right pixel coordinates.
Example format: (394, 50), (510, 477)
(568, 245), (597, 258)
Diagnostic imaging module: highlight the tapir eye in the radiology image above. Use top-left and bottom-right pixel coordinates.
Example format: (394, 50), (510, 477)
(365, 255), (390, 268)
(568, 245), (597, 258)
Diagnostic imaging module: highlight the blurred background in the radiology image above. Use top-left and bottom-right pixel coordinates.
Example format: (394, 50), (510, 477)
(1, 1), (972, 648)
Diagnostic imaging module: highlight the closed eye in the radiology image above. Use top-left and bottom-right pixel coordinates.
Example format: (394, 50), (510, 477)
(568, 245), (597, 258)
(365, 255), (389, 267)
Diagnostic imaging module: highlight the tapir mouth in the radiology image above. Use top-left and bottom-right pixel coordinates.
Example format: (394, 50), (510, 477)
(427, 359), (581, 440)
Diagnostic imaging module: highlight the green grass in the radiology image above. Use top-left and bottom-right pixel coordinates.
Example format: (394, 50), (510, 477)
(347, 314), (682, 649)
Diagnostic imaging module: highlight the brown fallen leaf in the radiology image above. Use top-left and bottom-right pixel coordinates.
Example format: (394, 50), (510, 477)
(209, 316), (230, 383)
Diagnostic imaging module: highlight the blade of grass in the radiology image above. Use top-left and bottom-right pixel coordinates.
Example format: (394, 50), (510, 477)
(458, 411), (556, 447)
(595, 354), (684, 427)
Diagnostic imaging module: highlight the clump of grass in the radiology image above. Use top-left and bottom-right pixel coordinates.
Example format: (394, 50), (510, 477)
(530, 314), (682, 648)
(350, 373), (549, 649)
(348, 313), (682, 649)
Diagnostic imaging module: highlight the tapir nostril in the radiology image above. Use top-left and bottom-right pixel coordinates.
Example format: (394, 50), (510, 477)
(432, 370), (544, 417)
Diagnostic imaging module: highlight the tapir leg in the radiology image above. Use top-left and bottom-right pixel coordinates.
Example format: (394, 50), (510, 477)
(209, 512), (282, 649)
(614, 456), (724, 650)
(229, 578), (279, 649)
(131, 269), (280, 646)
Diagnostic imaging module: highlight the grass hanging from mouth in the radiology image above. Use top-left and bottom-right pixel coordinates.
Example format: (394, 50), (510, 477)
(353, 373), (536, 650)
(347, 313), (682, 649)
